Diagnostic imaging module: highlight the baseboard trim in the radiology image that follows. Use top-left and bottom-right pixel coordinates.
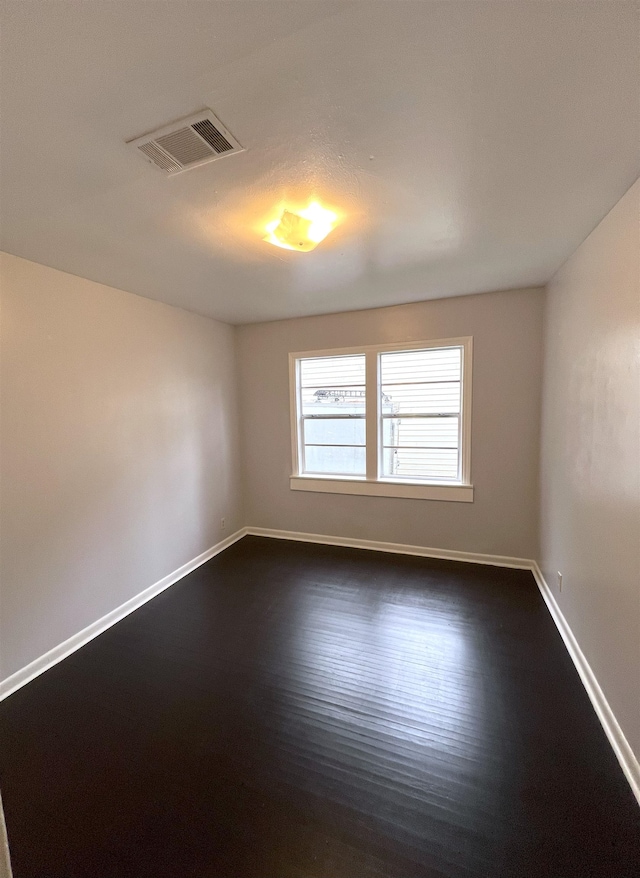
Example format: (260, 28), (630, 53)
(531, 563), (640, 807)
(245, 526), (534, 569)
(2, 525), (637, 808)
(0, 528), (248, 703)
(245, 527), (639, 806)
(0, 792), (12, 878)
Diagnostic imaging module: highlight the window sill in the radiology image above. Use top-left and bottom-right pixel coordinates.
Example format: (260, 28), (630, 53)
(290, 476), (474, 502)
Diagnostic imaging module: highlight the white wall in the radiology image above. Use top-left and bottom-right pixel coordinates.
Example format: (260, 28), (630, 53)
(0, 253), (242, 680)
(2, 180), (638, 795)
(237, 287), (544, 559)
(540, 178), (640, 758)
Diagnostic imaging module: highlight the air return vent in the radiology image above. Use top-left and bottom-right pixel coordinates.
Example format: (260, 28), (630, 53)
(127, 110), (243, 176)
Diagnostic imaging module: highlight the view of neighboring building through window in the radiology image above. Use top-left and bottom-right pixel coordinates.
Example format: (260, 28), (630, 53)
(380, 347), (462, 482)
(294, 341), (468, 485)
(299, 355), (366, 475)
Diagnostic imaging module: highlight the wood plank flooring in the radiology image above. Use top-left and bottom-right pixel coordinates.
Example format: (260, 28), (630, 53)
(1, 536), (639, 877)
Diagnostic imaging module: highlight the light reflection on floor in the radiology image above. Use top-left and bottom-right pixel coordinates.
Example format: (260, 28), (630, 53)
(260, 576), (508, 856)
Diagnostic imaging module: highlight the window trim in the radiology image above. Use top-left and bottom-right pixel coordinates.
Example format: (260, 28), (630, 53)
(289, 337), (473, 502)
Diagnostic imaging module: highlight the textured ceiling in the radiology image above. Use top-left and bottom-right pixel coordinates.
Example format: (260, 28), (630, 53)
(1, 1), (639, 324)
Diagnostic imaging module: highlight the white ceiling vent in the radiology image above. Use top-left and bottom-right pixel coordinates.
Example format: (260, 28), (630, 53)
(127, 110), (244, 176)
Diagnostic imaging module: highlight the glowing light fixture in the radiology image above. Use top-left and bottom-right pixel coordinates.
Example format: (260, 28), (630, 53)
(264, 201), (338, 252)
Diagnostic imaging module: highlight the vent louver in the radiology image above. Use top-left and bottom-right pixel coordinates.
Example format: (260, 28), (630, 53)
(127, 110), (243, 176)
(192, 119), (233, 153)
(138, 142), (181, 173)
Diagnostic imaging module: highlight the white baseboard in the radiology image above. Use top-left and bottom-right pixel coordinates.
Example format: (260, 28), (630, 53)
(0, 528), (247, 702)
(0, 793), (11, 878)
(2, 525), (637, 809)
(0, 527), (524, 706)
(245, 526), (534, 569)
(246, 528), (639, 806)
(531, 563), (640, 807)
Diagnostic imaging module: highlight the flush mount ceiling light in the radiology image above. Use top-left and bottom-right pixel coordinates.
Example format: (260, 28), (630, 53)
(264, 202), (339, 252)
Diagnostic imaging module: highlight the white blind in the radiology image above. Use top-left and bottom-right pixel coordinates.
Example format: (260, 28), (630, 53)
(299, 355), (366, 476)
(380, 347), (462, 482)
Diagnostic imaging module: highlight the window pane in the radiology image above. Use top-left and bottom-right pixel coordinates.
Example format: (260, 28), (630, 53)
(382, 416), (459, 448)
(304, 445), (366, 475)
(294, 345), (467, 485)
(380, 347), (461, 383)
(381, 382), (460, 414)
(304, 418), (366, 446)
(380, 347), (462, 482)
(300, 355), (365, 388)
(382, 448), (459, 481)
(301, 386), (367, 416)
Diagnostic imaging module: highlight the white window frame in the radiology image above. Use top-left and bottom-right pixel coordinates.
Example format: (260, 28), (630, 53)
(289, 337), (473, 502)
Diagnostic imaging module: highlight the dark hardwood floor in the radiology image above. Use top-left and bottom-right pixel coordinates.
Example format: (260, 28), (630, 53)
(1, 536), (639, 877)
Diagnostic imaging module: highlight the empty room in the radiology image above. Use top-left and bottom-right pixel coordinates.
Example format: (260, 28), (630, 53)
(0, 2), (639, 876)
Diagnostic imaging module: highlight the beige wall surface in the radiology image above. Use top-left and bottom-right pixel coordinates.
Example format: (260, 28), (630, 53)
(0, 253), (242, 680)
(540, 178), (640, 757)
(237, 287), (544, 559)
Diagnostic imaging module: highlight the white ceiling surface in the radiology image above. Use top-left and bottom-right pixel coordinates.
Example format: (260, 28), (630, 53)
(1, 2), (639, 325)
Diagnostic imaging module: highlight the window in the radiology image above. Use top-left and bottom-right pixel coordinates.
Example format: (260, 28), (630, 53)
(290, 338), (473, 502)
